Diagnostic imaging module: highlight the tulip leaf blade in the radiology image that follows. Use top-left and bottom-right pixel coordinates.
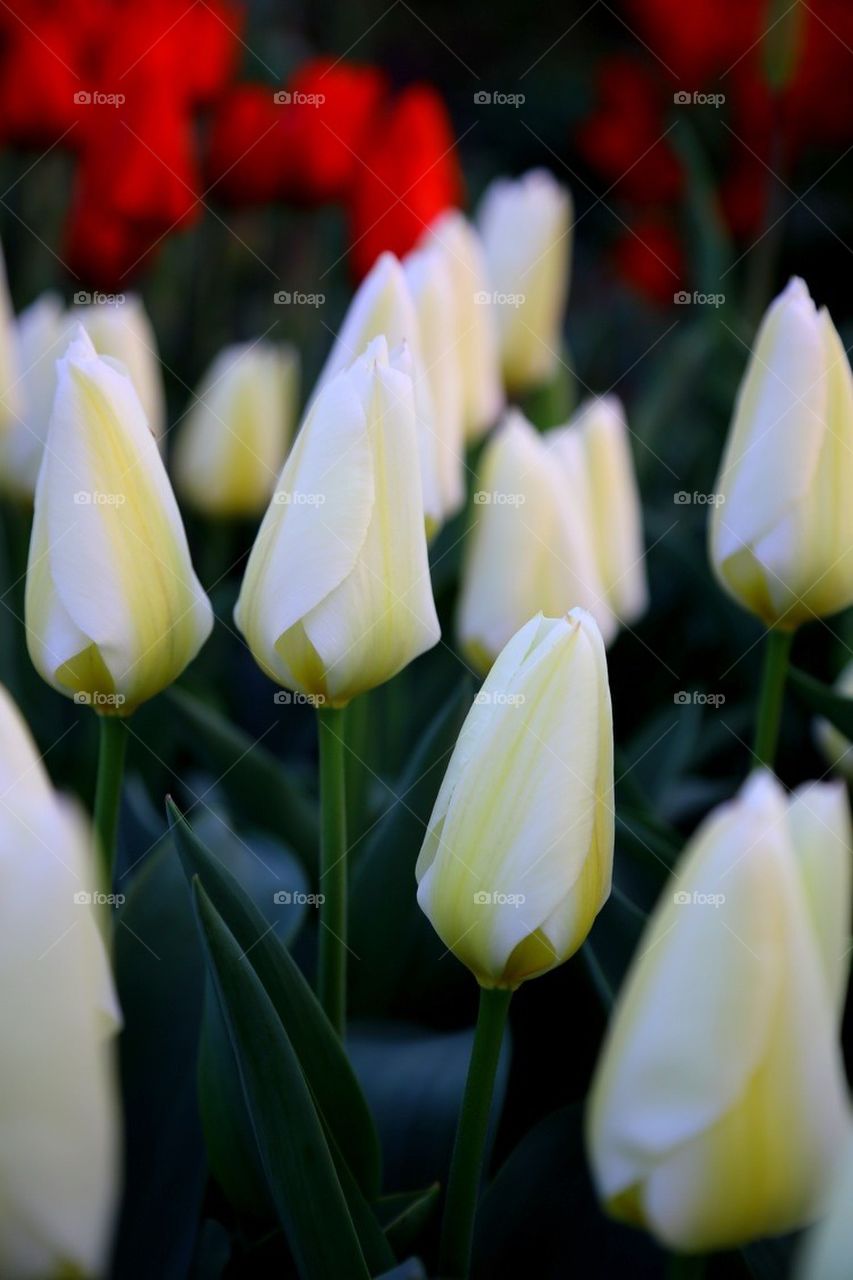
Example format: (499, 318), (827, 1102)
(377, 1183), (440, 1254)
(789, 666), (853, 738)
(190, 877), (371, 1280)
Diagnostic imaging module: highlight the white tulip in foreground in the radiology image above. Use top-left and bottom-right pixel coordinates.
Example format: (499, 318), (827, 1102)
(457, 409), (616, 672)
(796, 1131), (853, 1280)
(77, 293), (166, 442)
(422, 211), (504, 443)
(477, 168), (572, 394)
(25, 327), (213, 714)
(312, 252), (444, 533)
(550, 396), (648, 627)
(0, 684), (120, 1278)
(235, 336), (440, 707)
(587, 771), (852, 1253)
(0, 292), (70, 499)
(417, 608), (613, 987)
(710, 277), (853, 628)
(172, 340), (299, 518)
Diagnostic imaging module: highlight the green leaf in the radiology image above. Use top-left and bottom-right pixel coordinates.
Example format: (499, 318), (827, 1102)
(191, 879), (371, 1280)
(166, 686), (317, 867)
(167, 799), (382, 1199)
(789, 666), (853, 738)
(377, 1184), (440, 1255)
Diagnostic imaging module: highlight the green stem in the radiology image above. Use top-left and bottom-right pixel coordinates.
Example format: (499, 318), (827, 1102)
(752, 628), (793, 769)
(93, 714), (128, 889)
(317, 704), (348, 1037)
(667, 1254), (707, 1279)
(439, 986), (512, 1280)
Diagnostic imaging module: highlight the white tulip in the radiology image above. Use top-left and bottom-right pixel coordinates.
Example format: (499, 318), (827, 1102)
(588, 771), (852, 1253)
(235, 336), (440, 707)
(77, 293), (166, 441)
(0, 293), (70, 499)
(796, 1131), (853, 1280)
(477, 169), (572, 394)
(814, 660), (853, 781)
(0, 683), (120, 1278)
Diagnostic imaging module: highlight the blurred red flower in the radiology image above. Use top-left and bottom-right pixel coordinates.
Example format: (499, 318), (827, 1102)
(611, 214), (684, 306)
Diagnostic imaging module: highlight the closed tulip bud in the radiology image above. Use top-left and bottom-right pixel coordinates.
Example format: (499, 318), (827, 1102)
(477, 169), (572, 394)
(457, 409), (616, 672)
(422, 211), (504, 442)
(0, 238), (21, 436)
(550, 396), (648, 626)
(235, 336), (440, 707)
(0, 683), (120, 1277)
(0, 292), (70, 499)
(710, 278), (853, 628)
(25, 327), (213, 714)
(403, 242), (466, 521)
(416, 608), (613, 988)
(78, 292), (166, 441)
(172, 341), (299, 518)
(587, 771), (852, 1253)
(313, 251), (444, 533)
(814, 660), (853, 781)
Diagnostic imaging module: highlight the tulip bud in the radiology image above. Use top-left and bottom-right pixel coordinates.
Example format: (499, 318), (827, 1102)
(477, 169), (572, 394)
(0, 683), (120, 1277)
(549, 396), (648, 626)
(457, 409), (616, 672)
(422, 211), (504, 442)
(0, 292), (70, 499)
(814, 660), (853, 781)
(710, 278), (853, 628)
(78, 292), (166, 441)
(403, 242), (466, 521)
(417, 608), (613, 987)
(313, 251), (444, 533)
(587, 771), (851, 1253)
(25, 327), (213, 714)
(172, 340), (299, 518)
(235, 336), (440, 707)
(0, 238), (21, 435)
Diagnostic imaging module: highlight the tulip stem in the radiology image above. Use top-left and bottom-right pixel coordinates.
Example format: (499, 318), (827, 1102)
(753, 628), (793, 768)
(93, 714), (127, 888)
(317, 704), (348, 1037)
(439, 986), (512, 1279)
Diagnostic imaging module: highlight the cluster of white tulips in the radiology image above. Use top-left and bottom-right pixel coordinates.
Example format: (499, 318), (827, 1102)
(0, 161), (852, 1280)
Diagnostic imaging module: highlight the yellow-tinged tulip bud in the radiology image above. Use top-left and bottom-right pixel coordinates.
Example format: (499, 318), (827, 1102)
(78, 292), (166, 441)
(0, 683), (120, 1278)
(234, 336), (441, 708)
(549, 396), (648, 627)
(587, 771), (852, 1253)
(313, 252), (444, 533)
(0, 292), (70, 499)
(477, 168), (572, 394)
(710, 277), (853, 628)
(0, 238), (21, 435)
(814, 660), (853, 781)
(403, 242), (466, 521)
(172, 341), (299, 518)
(416, 608), (613, 988)
(457, 409), (616, 673)
(25, 327), (213, 715)
(422, 211), (504, 443)
(795, 1131), (853, 1280)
